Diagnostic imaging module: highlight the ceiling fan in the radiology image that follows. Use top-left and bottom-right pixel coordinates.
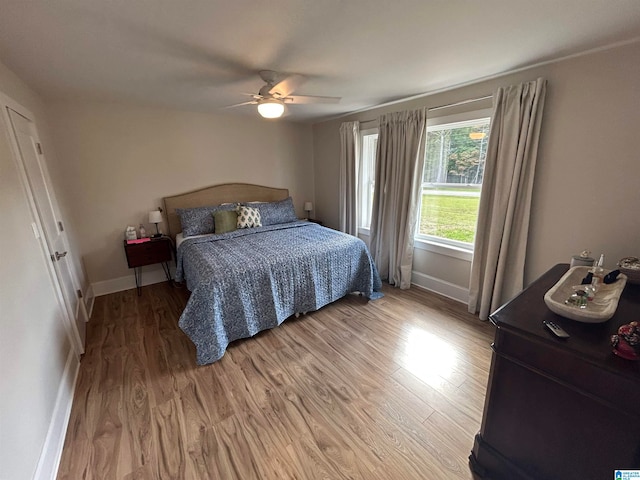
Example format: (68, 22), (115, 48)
(225, 70), (340, 118)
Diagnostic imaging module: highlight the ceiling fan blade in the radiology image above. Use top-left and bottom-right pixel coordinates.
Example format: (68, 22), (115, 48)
(269, 74), (306, 97)
(221, 101), (257, 109)
(285, 95), (341, 104)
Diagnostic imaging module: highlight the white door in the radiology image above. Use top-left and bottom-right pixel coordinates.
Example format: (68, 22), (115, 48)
(7, 108), (85, 353)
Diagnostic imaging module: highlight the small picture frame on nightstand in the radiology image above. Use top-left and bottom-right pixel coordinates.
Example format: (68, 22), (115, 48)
(125, 226), (137, 241)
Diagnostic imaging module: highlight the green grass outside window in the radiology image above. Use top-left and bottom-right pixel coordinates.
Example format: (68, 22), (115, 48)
(419, 191), (480, 243)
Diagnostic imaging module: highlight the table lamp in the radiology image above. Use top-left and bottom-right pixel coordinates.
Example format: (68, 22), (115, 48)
(304, 202), (313, 220)
(148, 209), (163, 238)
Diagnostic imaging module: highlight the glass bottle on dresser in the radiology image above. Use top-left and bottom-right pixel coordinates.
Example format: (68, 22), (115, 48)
(591, 253), (605, 289)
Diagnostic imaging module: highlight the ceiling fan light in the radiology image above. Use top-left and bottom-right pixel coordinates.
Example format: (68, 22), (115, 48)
(257, 99), (285, 118)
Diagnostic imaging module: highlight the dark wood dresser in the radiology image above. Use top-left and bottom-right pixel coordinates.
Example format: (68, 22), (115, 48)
(470, 264), (640, 479)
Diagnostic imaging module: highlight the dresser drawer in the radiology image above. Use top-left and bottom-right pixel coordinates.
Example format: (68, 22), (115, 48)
(495, 325), (640, 414)
(124, 239), (172, 268)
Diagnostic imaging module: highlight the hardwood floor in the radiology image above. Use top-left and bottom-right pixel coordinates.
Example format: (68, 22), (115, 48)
(57, 281), (495, 479)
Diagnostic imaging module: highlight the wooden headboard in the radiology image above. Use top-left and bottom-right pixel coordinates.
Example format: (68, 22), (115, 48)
(163, 183), (289, 240)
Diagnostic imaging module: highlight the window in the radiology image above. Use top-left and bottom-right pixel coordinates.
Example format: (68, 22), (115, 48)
(417, 113), (491, 249)
(359, 129), (378, 229)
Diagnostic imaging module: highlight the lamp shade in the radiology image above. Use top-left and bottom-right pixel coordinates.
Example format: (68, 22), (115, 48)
(148, 210), (163, 224)
(304, 202), (313, 212)
(257, 98), (285, 119)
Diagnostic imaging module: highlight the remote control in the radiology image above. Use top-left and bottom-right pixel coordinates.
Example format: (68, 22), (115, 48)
(543, 320), (570, 339)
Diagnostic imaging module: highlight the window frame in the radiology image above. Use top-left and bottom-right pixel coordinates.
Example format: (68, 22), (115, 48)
(358, 127), (378, 235)
(415, 108), (492, 255)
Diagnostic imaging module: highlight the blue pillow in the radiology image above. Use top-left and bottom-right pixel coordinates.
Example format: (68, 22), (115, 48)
(250, 197), (298, 226)
(177, 203), (237, 237)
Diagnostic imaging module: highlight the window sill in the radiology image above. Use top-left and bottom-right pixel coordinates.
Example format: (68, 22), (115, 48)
(360, 229), (472, 261)
(414, 238), (473, 262)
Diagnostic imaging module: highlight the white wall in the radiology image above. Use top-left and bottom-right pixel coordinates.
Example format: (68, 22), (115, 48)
(0, 61), (79, 480)
(46, 101), (314, 292)
(312, 41), (640, 299)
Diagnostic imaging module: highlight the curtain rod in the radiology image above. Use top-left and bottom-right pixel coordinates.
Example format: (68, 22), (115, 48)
(429, 94), (492, 111)
(360, 94), (493, 124)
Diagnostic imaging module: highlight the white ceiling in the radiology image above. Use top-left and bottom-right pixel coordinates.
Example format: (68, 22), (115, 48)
(1, 0), (639, 122)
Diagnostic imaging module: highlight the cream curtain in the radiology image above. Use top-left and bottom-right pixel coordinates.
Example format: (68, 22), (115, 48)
(369, 109), (426, 288)
(339, 121), (360, 235)
(469, 78), (547, 320)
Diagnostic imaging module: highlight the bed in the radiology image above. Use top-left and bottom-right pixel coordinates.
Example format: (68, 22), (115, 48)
(163, 183), (382, 365)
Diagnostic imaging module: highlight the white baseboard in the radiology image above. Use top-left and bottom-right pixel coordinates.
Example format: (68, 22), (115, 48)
(91, 267), (173, 297)
(33, 349), (80, 480)
(411, 270), (469, 304)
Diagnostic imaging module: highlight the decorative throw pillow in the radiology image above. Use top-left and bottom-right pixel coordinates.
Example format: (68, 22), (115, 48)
(177, 203), (237, 237)
(250, 197), (298, 226)
(236, 205), (262, 228)
(213, 210), (238, 234)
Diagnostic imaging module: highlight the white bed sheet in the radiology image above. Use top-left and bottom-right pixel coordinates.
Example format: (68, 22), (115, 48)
(175, 232), (215, 249)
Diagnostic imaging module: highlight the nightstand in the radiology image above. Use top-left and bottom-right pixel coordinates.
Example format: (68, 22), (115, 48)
(123, 237), (173, 295)
(307, 218), (323, 226)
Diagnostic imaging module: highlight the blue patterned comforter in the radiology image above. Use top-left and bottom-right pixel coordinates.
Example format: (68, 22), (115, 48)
(175, 221), (382, 364)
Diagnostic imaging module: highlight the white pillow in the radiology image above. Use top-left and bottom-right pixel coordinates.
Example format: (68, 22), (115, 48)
(236, 205), (262, 228)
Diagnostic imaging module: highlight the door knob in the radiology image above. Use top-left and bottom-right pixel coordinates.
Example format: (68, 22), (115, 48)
(55, 251), (68, 260)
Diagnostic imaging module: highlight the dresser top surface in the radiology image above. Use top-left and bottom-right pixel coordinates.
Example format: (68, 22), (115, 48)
(490, 263), (640, 378)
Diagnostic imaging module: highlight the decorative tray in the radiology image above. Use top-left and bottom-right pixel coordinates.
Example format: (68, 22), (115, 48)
(543, 266), (627, 323)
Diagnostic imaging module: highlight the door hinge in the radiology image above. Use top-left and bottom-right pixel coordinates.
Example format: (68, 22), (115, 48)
(77, 289), (83, 299)
(58, 221), (64, 232)
(36, 143), (43, 155)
